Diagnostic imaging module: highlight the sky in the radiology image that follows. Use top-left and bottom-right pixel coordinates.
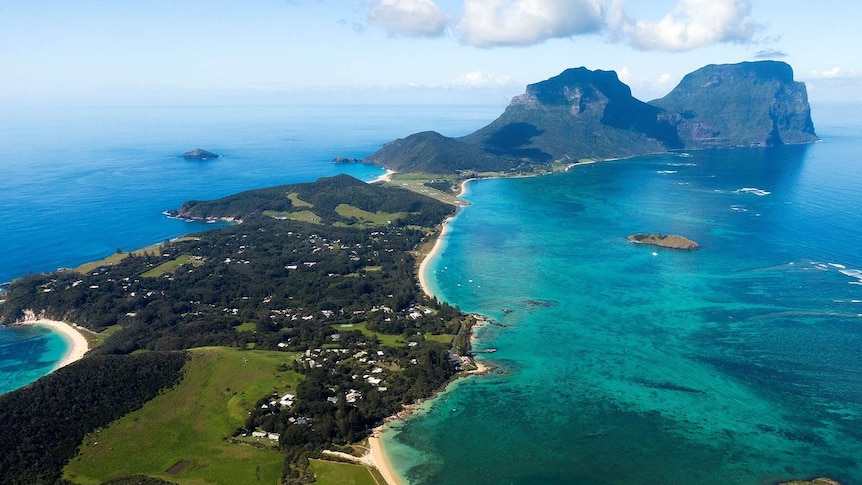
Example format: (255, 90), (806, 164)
(0, 0), (860, 107)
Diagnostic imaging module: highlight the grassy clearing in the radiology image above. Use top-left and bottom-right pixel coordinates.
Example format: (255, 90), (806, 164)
(335, 204), (408, 226)
(309, 459), (381, 485)
(423, 333), (455, 345)
(332, 323), (404, 348)
(233, 321), (257, 333)
(64, 347), (301, 485)
(263, 209), (322, 224)
(74, 238), (201, 274)
(141, 255), (204, 278)
(287, 192), (313, 208)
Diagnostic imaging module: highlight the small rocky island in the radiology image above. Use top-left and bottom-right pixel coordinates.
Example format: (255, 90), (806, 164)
(778, 479), (841, 485)
(183, 148), (219, 160)
(628, 233), (700, 250)
(332, 157), (363, 164)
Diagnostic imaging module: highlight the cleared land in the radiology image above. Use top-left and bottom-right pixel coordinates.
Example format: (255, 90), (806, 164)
(332, 322), (405, 348)
(63, 347), (301, 485)
(74, 238), (201, 274)
(334, 204), (408, 226)
(309, 459), (383, 485)
(141, 254), (205, 278)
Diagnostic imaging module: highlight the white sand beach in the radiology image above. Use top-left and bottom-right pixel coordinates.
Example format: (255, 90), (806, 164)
(371, 169), (396, 183)
(369, 432), (405, 485)
(33, 319), (89, 370)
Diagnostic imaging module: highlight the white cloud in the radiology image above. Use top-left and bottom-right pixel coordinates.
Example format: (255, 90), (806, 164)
(367, 0), (451, 38)
(456, 0), (606, 48)
(608, 0), (761, 52)
(450, 70), (515, 87)
(809, 67), (855, 79)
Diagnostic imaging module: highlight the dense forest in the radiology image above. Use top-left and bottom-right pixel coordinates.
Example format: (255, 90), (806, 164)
(0, 175), (473, 484)
(0, 352), (188, 484)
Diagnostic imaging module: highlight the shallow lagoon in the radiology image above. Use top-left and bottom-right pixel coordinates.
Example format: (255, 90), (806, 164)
(386, 104), (862, 485)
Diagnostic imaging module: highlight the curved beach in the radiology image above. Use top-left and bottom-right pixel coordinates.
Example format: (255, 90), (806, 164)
(34, 319), (89, 370)
(369, 433), (405, 485)
(374, 178), (477, 484)
(418, 178), (472, 298)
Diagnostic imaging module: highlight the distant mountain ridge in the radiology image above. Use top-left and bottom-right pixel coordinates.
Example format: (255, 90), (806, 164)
(364, 61), (817, 174)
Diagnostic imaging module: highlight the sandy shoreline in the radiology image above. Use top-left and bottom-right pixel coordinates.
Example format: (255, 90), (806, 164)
(368, 177), (487, 485)
(368, 432), (405, 485)
(371, 169), (396, 184)
(31, 319), (89, 370)
(417, 178), (473, 298)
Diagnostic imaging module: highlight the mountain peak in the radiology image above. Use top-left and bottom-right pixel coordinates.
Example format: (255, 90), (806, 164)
(364, 61), (817, 174)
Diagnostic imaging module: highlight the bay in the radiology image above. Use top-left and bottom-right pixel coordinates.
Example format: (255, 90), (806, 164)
(386, 102), (862, 485)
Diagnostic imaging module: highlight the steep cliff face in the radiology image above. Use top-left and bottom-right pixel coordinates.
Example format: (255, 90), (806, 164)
(460, 67), (675, 162)
(363, 61), (817, 174)
(650, 61), (817, 148)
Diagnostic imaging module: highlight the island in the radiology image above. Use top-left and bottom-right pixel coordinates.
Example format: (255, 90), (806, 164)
(0, 61), (824, 485)
(778, 479), (842, 485)
(627, 233), (700, 250)
(182, 148), (219, 160)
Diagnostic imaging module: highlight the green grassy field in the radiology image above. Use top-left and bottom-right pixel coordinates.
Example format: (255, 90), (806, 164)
(74, 238), (202, 274)
(308, 459), (383, 485)
(63, 347), (302, 485)
(332, 323), (405, 348)
(334, 204), (407, 226)
(233, 321), (257, 333)
(286, 192), (313, 208)
(264, 209), (323, 224)
(141, 254), (205, 278)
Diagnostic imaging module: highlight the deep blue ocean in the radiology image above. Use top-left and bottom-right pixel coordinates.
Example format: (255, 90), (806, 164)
(0, 104), (501, 394)
(2, 101), (861, 485)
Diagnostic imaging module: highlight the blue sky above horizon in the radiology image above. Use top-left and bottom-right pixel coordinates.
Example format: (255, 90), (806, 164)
(1, 0), (859, 107)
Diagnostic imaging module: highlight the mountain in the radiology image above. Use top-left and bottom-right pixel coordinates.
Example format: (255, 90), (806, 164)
(461, 67), (680, 161)
(650, 61), (817, 148)
(364, 61), (816, 174)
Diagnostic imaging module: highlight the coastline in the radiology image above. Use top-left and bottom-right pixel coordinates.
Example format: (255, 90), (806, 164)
(369, 432), (405, 485)
(371, 177), (485, 485)
(418, 178), (473, 298)
(371, 169), (396, 184)
(31, 319), (89, 370)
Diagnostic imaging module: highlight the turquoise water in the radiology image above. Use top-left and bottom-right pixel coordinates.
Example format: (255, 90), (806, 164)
(0, 325), (67, 393)
(385, 104), (862, 484)
(0, 104), (502, 394)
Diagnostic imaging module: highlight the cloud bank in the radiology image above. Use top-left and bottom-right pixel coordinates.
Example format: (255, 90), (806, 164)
(608, 0), (761, 51)
(456, 0), (606, 48)
(365, 0), (763, 51)
(367, 0), (451, 38)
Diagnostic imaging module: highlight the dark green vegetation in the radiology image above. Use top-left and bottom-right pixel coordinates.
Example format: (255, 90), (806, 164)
(0, 175), (469, 484)
(0, 352), (188, 484)
(651, 61), (817, 148)
(364, 61), (816, 175)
